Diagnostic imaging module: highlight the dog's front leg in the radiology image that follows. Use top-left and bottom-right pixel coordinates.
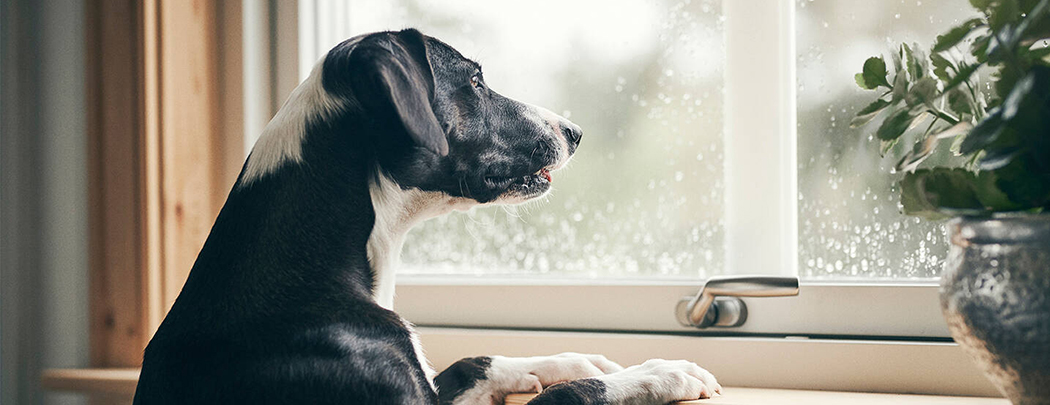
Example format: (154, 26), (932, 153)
(434, 353), (624, 405)
(525, 359), (721, 405)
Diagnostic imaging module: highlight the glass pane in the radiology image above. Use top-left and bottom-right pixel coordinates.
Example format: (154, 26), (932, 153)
(796, 0), (980, 280)
(334, 0), (725, 278)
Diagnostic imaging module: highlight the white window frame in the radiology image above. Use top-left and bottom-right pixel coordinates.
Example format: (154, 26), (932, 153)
(257, 0), (997, 396)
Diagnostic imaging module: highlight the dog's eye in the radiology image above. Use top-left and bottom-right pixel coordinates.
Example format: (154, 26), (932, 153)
(470, 74), (483, 89)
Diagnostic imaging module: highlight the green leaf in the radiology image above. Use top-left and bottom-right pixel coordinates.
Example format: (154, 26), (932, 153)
(896, 135), (940, 172)
(971, 35), (993, 63)
(899, 168), (988, 220)
(950, 130), (967, 156)
(891, 72), (910, 102)
(902, 43), (926, 80)
(993, 158), (1050, 208)
(1012, 0), (1050, 47)
(980, 146), (1025, 170)
(960, 108), (1005, 154)
(933, 18), (984, 52)
(876, 109), (916, 141)
(943, 63), (981, 92)
(859, 57), (892, 89)
(890, 46), (904, 76)
(851, 99), (892, 128)
(897, 121), (975, 172)
(857, 98), (893, 117)
(854, 73), (874, 90)
(1025, 45), (1050, 62)
(906, 77), (939, 107)
(970, 0), (992, 11)
(881, 139), (901, 156)
(988, 0), (1021, 31)
(974, 170), (1019, 211)
(931, 52), (954, 81)
(1001, 71), (1036, 119)
(947, 88), (974, 116)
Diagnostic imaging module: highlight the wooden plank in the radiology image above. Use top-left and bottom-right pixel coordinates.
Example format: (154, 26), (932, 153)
(86, 0), (151, 369)
(41, 369), (139, 397)
(506, 394), (702, 405)
(157, 0), (226, 314)
(85, 0), (244, 370)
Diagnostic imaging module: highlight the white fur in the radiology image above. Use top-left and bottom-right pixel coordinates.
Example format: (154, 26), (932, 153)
(366, 170), (476, 309)
(593, 359), (721, 404)
(451, 353), (624, 405)
(239, 57), (348, 186)
(366, 170), (474, 388)
(402, 318), (437, 389)
(525, 104), (573, 170)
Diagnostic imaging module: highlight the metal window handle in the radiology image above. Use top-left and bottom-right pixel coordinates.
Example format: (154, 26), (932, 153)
(675, 276), (800, 328)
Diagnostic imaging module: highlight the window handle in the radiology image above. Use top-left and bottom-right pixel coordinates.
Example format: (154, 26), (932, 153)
(676, 276), (800, 328)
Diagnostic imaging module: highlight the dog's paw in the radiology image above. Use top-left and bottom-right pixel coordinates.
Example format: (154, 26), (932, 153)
(492, 352), (624, 388)
(445, 353), (624, 405)
(597, 359), (722, 403)
(527, 352), (625, 385)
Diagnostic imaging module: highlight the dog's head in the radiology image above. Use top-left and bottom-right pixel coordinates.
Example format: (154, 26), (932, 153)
(323, 29), (582, 204)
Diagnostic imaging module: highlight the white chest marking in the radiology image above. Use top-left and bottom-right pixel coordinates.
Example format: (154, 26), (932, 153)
(365, 170), (475, 309)
(366, 170), (476, 389)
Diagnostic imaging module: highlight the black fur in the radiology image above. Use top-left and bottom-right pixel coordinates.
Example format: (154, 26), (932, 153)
(526, 379), (609, 405)
(132, 29), (592, 405)
(434, 356), (492, 404)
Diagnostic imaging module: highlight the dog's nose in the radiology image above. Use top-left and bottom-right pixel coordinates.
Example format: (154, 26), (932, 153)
(561, 122), (583, 147)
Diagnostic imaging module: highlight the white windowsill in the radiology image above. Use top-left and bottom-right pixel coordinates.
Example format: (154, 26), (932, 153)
(415, 327), (1001, 398)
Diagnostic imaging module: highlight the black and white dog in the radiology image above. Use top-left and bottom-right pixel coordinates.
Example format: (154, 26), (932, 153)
(133, 29), (720, 405)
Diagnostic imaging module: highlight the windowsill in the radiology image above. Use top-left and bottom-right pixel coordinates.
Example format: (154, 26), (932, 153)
(41, 369), (1007, 404)
(507, 388), (1008, 404)
(41, 327), (1004, 399)
(415, 327), (1002, 397)
(41, 368), (139, 396)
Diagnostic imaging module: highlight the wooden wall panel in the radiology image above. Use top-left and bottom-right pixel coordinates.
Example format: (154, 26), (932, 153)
(86, 0), (151, 369)
(157, 0), (224, 313)
(85, 0), (243, 369)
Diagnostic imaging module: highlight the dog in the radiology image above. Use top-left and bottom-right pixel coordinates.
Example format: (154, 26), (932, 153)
(133, 28), (720, 405)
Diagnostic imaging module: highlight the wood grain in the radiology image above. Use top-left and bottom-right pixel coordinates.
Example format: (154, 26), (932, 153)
(85, 0), (152, 369)
(41, 369), (140, 397)
(85, 0), (243, 371)
(505, 394), (702, 404)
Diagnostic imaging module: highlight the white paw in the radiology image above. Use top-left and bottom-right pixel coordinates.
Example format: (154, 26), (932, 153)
(452, 353), (625, 405)
(598, 359), (721, 404)
(495, 352), (625, 388)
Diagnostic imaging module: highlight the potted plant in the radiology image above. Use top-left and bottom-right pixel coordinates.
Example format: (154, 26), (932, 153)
(852, 0), (1050, 403)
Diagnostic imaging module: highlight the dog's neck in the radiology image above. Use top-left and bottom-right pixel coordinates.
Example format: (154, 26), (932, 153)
(202, 54), (472, 313)
(366, 171), (472, 309)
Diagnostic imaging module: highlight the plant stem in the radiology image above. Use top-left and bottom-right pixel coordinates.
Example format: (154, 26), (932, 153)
(963, 79), (982, 120)
(926, 108), (960, 125)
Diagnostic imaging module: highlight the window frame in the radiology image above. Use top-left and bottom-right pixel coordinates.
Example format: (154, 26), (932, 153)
(284, 0), (986, 395)
(291, 0), (946, 337)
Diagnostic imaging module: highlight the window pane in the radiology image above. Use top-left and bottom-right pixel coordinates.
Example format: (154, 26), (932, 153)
(796, 0), (980, 280)
(334, 0), (725, 278)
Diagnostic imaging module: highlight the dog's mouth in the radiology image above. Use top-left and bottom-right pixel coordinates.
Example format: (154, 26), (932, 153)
(484, 167), (555, 201)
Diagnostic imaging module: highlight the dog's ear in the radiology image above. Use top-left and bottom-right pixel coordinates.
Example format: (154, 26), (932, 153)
(342, 29), (449, 156)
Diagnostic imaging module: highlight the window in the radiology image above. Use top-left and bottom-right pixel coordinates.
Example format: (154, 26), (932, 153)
(796, 0), (981, 280)
(281, 0), (998, 395)
(300, 0), (728, 279)
(284, 0), (986, 333)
